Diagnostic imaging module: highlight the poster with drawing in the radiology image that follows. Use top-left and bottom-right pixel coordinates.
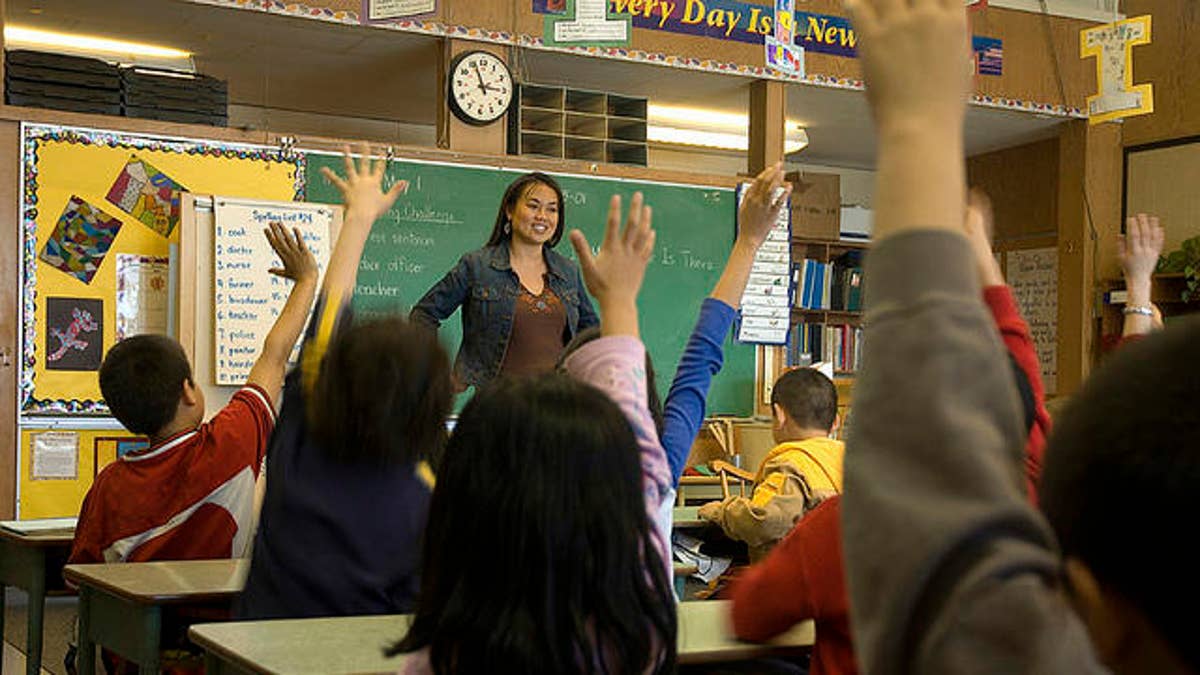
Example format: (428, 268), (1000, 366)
(45, 297), (104, 371)
(39, 196), (123, 284)
(106, 156), (188, 238)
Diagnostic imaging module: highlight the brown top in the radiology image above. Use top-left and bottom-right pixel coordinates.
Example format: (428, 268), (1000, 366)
(187, 600), (812, 673)
(63, 559), (247, 605)
(499, 279), (567, 377)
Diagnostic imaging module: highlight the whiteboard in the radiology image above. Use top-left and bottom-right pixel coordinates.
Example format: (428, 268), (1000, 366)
(1006, 247), (1058, 395)
(1125, 140), (1200, 254)
(212, 198), (334, 385)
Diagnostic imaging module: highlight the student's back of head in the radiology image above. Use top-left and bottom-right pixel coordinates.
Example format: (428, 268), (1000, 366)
(771, 367), (837, 439)
(309, 316), (451, 467)
(393, 373), (676, 673)
(99, 334), (195, 437)
(1041, 316), (1200, 671)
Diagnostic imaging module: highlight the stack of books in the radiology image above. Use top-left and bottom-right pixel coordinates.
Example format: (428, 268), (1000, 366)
(792, 250), (864, 311)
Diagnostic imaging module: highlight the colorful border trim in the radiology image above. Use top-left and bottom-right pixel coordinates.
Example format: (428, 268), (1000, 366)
(19, 123), (303, 416)
(183, 0), (1084, 118)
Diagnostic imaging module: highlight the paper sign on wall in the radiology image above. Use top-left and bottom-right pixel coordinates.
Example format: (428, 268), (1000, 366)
(543, 0), (631, 47)
(1081, 15), (1154, 124)
(364, 0), (435, 21)
(115, 255), (169, 340)
(765, 0), (804, 76)
(32, 431), (78, 481)
(1006, 247), (1058, 395)
(213, 198), (334, 385)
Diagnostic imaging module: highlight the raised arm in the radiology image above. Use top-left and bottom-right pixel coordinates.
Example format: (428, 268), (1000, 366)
(661, 163), (792, 482)
(565, 193), (672, 572)
(1118, 213), (1165, 338)
(842, 0), (1098, 672)
(244, 222), (318, 402)
(319, 144), (409, 305)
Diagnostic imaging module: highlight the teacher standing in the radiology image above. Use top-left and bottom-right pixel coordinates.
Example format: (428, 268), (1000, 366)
(410, 172), (599, 390)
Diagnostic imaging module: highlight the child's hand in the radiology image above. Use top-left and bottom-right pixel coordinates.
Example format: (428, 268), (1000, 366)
(847, 0), (972, 133)
(1118, 213), (1164, 290)
(738, 163), (792, 250)
(319, 143), (409, 222)
(265, 222), (318, 285)
(963, 188), (1004, 287)
(569, 193), (656, 335)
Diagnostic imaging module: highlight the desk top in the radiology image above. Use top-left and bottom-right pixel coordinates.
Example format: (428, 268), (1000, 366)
(673, 505), (706, 528)
(63, 559), (247, 605)
(189, 600), (813, 673)
(0, 519), (76, 545)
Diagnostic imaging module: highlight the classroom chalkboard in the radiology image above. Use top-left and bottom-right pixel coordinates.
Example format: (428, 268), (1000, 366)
(304, 154), (756, 415)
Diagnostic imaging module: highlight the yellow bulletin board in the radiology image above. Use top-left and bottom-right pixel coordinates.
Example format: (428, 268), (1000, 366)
(19, 123), (301, 414)
(18, 426), (147, 519)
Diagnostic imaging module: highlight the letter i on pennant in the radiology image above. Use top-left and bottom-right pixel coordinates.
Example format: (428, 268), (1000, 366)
(1081, 15), (1153, 124)
(544, 0), (632, 47)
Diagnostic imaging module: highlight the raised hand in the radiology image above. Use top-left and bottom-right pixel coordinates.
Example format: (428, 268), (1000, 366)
(319, 143), (409, 222)
(847, 0), (973, 132)
(569, 192), (656, 337)
(737, 162), (792, 249)
(1118, 213), (1165, 291)
(265, 221), (318, 285)
(963, 188), (1004, 287)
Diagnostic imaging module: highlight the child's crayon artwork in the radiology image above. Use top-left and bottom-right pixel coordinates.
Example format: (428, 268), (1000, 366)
(106, 156), (188, 237)
(45, 297), (103, 371)
(39, 196), (124, 284)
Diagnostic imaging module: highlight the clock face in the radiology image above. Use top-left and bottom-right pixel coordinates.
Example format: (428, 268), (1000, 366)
(449, 51), (514, 126)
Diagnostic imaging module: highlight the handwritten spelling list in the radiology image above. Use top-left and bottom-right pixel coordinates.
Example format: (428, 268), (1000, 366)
(213, 198), (333, 385)
(736, 183), (792, 344)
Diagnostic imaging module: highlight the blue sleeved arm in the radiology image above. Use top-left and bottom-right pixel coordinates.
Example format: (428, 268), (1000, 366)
(661, 297), (737, 486)
(409, 255), (471, 330)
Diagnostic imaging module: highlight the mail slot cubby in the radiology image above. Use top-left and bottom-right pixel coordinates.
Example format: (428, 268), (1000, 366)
(509, 84), (647, 166)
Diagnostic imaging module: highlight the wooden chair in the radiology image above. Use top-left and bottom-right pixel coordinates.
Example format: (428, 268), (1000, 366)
(709, 460), (755, 499)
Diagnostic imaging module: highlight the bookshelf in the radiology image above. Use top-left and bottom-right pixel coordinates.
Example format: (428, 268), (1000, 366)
(788, 236), (869, 376)
(508, 84), (648, 166)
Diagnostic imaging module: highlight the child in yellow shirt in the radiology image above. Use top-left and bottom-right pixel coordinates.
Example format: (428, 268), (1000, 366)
(699, 367), (842, 560)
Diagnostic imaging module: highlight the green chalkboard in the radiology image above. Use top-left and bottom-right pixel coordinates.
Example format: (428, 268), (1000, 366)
(304, 154), (756, 415)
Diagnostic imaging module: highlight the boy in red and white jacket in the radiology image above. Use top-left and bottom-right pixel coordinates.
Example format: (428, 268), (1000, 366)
(71, 222), (318, 564)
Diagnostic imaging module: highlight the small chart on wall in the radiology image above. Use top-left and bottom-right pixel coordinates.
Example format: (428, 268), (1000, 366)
(18, 123), (302, 415)
(304, 152), (756, 414)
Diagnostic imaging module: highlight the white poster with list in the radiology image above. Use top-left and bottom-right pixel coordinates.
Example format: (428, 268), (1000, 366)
(213, 198), (334, 386)
(736, 183), (792, 345)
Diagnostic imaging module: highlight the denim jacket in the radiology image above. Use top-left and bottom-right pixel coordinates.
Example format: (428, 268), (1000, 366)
(410, 244), (599, 388)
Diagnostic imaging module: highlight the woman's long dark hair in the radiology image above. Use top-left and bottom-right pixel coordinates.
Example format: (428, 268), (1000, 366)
(390, 374), (677, 674)
(484, 172), (566, 248)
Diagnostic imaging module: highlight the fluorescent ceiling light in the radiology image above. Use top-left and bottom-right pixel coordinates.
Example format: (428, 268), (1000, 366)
(648, 103), (810, 154)
(4, 25), (194, 70)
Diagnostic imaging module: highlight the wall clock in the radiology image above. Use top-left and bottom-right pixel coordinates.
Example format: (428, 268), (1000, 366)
(448, 50), (514, 126)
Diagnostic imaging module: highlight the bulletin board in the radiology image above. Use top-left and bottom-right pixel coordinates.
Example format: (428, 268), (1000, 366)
(18, 123), (302, 415)
(18, 426), (147, 519)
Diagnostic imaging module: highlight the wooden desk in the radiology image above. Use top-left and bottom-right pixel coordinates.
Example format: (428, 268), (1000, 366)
(189, 600), (814, 673)
(64, 559), (247, 675)
(0, 524), (75, 675)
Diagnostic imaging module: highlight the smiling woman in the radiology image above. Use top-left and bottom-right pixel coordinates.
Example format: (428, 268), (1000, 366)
(409, 172), (599, 391)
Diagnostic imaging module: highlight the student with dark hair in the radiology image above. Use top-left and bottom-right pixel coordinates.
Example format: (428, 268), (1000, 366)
(835, 0), (1189, 672)
(728, 191), (1052, 675)
(698, 366), (842, 560)
(410, 171), (598, 391)
(393, 191), (676, 673)
(237, 145), (453, 619)
(71, 221), (317, 564)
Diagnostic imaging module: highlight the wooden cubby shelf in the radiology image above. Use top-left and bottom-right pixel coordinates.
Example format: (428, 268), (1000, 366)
(509, 84), (647, 166)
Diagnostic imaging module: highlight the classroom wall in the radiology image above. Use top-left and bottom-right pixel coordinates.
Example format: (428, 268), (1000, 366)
(968, 137), (1061, 245)
(1120, 0), (1200, 147)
